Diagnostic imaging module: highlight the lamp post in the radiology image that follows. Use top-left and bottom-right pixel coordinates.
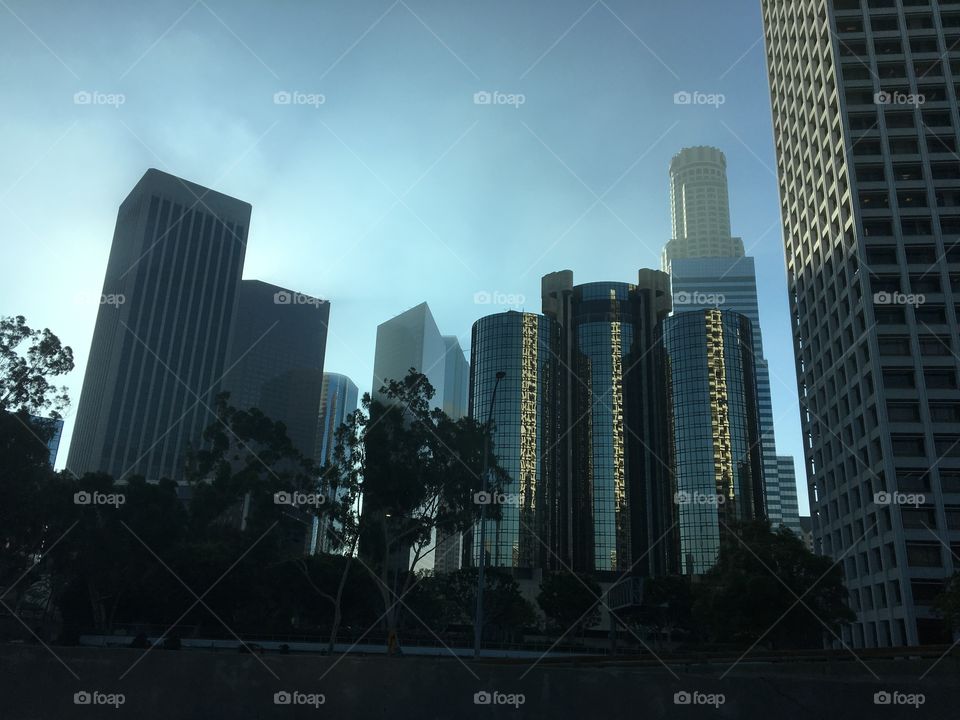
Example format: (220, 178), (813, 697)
(474, 370), (505, 659)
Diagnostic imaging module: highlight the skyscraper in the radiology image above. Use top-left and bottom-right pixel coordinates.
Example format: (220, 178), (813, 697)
(662, 146), (794, 534)
(662, 146), (745, 269)
(762, 0), (960, 646)
(662, 309), (767, 574)
(312, 372), (359, 554)
(222, 279), (329, 461)
(372, 302), (447, 408)
(368, 302), (468, 571)
(434, 335), (471, 572)
(777, 455), (802, 536)
(466, 311), (563, 571)
(542, 269), (673, 576)
(67, 169), (249, 482)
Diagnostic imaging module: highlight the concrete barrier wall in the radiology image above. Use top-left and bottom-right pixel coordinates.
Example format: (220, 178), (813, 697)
(0, 645), (955, 719)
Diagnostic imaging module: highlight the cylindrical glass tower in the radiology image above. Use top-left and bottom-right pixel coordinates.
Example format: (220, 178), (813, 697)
(468, 311), (562, 570)
(663, 308), (766, 574)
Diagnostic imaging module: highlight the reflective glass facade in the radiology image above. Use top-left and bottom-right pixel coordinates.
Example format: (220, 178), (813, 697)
(468, 312), (562, 570)
(664, 309), (766, 574)
(543, 270), (674, 576)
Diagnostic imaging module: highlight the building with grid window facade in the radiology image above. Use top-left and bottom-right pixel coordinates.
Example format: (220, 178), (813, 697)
(762, 0), (960, 646)
(663, 309), (767, 574)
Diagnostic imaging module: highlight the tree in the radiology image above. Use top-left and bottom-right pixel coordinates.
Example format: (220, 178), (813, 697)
(693, 521), (854, 648)
(538, 571), (602, 640)
(0, 316), (73, 611)
(340, 369), (506, 651)
(0, 315), (74, 417)
(933, 572), (960, 637)
(408, 568), (536, 642)
(619, 575), (695, 647)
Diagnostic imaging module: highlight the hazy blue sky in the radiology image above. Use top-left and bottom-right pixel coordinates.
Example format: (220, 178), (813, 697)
(0, 0), (809, 513)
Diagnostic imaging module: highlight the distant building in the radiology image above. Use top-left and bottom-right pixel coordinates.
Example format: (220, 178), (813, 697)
(372, 302), (447, 408)
(27, 415), (64, 467)
(662, 309), (767, 575)
(367, 303), (467, 572)
(311, 373), (359, 554)
(798, 516), (814, 553)
(777, 455), (802, 536)
(434, 336), (470, 573)
(222, 279), (329, 461)
(67, 169), (250, 481)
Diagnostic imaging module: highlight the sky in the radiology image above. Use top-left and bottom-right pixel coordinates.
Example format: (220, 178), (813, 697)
(0, 0), (810, 514)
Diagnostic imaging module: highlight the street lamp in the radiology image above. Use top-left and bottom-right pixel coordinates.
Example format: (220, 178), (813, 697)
(474, 370), (506, 659)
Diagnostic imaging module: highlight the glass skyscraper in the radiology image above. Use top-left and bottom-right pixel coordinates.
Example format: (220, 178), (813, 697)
(542, 269), (674, 577)
(67, 169), (249, 482)
(663, 309), (767, 574)
(662, 146), (799, 536)
(311, 372), (359, 555)
(467, 311), (562, 571)
(222, 279), (329, 462)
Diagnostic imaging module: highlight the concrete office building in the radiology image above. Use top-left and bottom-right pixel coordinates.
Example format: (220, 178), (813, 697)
(762, 0), (960, 645)
(222, 279), (329, 461)
(67, 169), (249, 482)
(662, 309), (768, 574)
(663, 147), (794, 535)
(542, 269), (673, 577)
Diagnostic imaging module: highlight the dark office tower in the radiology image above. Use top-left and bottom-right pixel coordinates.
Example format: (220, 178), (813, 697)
(222, 280), (329, 460)
(762, 0), (960, 647)
(67, 169), (249, 482)
(467, 311), (563, 570)
(662, 309), (767, 575)
(542, 269), (673, 577)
